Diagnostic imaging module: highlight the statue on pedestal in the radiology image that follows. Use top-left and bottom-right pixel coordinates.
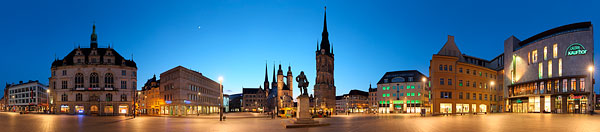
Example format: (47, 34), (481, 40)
(296, 71), (309, 96)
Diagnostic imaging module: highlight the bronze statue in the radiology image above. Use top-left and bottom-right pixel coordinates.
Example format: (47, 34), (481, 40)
(296, 71), (309, 95)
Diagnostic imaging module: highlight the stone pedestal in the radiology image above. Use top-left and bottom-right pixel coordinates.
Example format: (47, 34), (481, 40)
(282, 94), (329, 128)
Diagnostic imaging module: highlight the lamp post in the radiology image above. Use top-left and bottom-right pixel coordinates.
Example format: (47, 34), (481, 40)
(134, 91), (140, 118)
(422, 77), (428, 115)
(218, 76), (223, 121)
(198, 92), (201, 116)
(46, 89), (50, 114)
(490, 81), (495, 113)
(588, 66), (594, 114)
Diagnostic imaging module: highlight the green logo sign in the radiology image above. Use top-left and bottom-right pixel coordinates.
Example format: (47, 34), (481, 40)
(566, 43), (587, 56)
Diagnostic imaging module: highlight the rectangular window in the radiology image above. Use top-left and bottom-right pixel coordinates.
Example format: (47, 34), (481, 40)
(484, 94), (488, 101)
(548, 60), (552, 77)
(466, 93), (470, 99)
(528, 51), (531, 64)
(479, 94), (482, 100)
(459, 68), (463, 73)
(459, 80), (463, 86)
(466, 69), (470, 74)
(449, 65), (453, 71)
(532, 50), (538, 63)
(62, 70), (67, 76)
(62, 81), (68, 89)
(558, 58), (562, 76)
(570, 79), (576, 91)
(544, 46), (548, 60)
(580, 78), (585, 92)
(440, 78), (444, 85)
(121, 70), (126, 76)
(121, 81), (127, 89)
(459, 92), (463, 99)
(466, 81), (470, 87)
(448, 79), (452, 85)
(553, 44), (558, 58)
(538, 63), (543, 79)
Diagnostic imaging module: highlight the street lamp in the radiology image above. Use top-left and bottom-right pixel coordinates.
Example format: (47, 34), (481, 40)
(46, 89), (50, 114)
(134, 91), (140, 118)
(490, 81), (495, 113)
(218, 76), (223, 121)
(588, 66), (594, 114)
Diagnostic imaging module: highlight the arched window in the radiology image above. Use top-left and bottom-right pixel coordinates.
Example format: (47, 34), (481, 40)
(76, 93), (82, 101)
(62, 94), (68, 101)
(75, 73), (84, 88)
(90, 73), (99, 88)
(104, 73), (114, 88)
(121, 94), (127, 101)
(106, 93), (112, 102)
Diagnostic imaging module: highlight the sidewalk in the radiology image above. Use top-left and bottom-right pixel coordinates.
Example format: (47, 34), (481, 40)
(141, 112), (270, 119)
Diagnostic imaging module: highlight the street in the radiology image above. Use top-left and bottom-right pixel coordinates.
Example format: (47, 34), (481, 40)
(2, 112), (600, 132)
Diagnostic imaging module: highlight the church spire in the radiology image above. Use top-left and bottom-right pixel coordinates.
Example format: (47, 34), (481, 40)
(90, 23), (98, 48)
(319, 6), (330, 54)
(264, 62), (269, 84)
(272, 63), (276, 83)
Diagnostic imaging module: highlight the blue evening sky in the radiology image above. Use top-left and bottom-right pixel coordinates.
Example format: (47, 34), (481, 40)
(0, 0), (599, 97)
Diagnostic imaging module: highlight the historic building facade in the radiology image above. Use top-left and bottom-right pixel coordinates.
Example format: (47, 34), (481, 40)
(368, 84), (377, 113)
(6, 80), (49, 112)
(430, 35), (505, 114)
(314, 7), (336, 113)
(262, 63), (294, 116)
(242, 87), (266, 112)
(504, 22), (595, 114)
(49, 25), (137, 115)
(377, 70), (430, 114)
(138, 75), (160, 115)
(336, 90), (369, 113)
(159, 66), (221, 116)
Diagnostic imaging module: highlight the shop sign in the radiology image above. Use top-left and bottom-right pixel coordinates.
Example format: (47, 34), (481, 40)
(566, 43), (587, 56)
(184, 100), (191, 104)
(165, 101), (172, 104)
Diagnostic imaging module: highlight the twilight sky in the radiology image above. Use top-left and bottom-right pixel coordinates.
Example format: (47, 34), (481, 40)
(0, 0), (599, 97)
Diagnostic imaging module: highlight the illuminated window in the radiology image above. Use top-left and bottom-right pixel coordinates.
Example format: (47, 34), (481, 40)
(532, 50), (538, 63)
(538, 63), (543, 79)
(570, 79), (576, 91)
(553, 44), (558, 58)
(580, 78), (585, 91)
(543, 46), (548, 60)
(459, 80), (463, 86)
(563, 79), (567, 92)
(558, 58), (562, 76)
(548, 60), (552, 77)
(528, 52), (531, 64)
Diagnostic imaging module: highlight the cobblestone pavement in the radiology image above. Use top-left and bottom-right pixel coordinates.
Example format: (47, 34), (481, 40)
(2, 112), (600, 132)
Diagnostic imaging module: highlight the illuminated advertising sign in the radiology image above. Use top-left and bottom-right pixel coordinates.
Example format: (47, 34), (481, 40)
(566, 43), (587, 56)
(184, 100), (191, 104)
(165, 101), (172, 104)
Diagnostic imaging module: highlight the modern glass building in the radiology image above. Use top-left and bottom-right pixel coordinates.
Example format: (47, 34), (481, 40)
(504, 22), (594, 114)
(376, 70), (430, 114)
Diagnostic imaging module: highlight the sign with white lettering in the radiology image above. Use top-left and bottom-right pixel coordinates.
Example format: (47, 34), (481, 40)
(566, 43), (587, 56)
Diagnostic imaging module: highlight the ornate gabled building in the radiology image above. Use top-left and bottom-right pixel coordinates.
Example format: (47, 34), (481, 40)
(263, 63), (294, 116)
(314, 7), (336, 113)
(49, 24), (138, 115)
(138, 75), (160, 115)
(430, 35), (504, 114)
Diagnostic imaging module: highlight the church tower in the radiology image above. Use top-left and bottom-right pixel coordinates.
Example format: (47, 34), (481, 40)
(286, 66), (293, 94)
(264, 63), (270, 94)
(314, 6), (336, 112)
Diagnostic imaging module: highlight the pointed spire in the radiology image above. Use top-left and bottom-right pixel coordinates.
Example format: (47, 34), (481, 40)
(316, 40), (319, 51)
(319, 6), (330, 54)
(272, 63), (276, 83)
(264, 62), (269, 83)
(90, 23), (98, 48)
